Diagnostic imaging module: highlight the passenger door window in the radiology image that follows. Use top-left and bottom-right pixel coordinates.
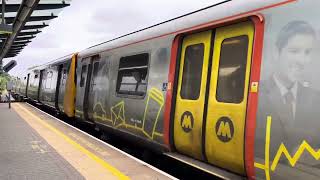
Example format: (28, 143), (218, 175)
(216, 35), (249, 103)
(80, 65), (87, 87)
(45, 71), (53, 89)
(92, 61), (100, 86)
(180, 44), (204, 100)
(61, 68), (67, 86)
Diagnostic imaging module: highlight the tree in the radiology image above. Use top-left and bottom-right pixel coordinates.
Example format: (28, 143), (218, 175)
(0, 73), (10, 93)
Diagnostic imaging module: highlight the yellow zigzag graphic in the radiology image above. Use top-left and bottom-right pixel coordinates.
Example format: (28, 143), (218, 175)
(254, 116), (320, 180)
(92, 87), (165, 140)
(271, 140), (320, 171)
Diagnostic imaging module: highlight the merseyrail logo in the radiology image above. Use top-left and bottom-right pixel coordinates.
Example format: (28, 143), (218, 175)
(215, 117), (234, 142)
(181, 111), (194, 133)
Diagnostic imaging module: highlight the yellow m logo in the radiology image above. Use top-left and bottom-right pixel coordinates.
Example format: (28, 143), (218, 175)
(182, 115), (192, 129)
(217, 121), (231, 138)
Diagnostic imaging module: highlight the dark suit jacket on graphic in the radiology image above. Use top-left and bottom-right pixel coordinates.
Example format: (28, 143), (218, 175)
(255, 76), (320, 166)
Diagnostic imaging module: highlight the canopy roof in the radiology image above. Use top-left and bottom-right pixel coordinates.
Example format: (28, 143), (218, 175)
(0, 0), (71, 59)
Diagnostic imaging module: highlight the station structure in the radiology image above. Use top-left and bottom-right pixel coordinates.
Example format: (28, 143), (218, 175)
(0, 1), (177, 179)
(0, 0), (70, 73)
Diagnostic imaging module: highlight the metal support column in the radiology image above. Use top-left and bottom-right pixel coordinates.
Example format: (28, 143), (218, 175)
(0, 0), (5, 74)
(2, 0), (5, 24)
(0, 60), (3, 74)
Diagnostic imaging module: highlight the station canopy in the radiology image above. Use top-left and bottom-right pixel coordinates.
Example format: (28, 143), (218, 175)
(0, 0), (71, 60)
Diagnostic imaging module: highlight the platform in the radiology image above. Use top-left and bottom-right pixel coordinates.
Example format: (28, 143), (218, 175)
(0, 102), (176, 180)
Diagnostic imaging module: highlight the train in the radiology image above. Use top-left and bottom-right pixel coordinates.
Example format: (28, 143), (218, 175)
(10, 0), (320, 179)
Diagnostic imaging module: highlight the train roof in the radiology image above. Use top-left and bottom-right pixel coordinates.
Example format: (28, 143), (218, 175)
(78, 0), (285, 57)
(30, 0), (291, 69)
(49, 53), (74, 66)
(27, 53), (74, 72)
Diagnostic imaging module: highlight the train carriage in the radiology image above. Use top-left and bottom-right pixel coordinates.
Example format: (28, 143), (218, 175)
(26, 69), (41, 101)
(16, 0), (320, 179)
(19, 73), (29, 98)
(36, 54), (77, 116)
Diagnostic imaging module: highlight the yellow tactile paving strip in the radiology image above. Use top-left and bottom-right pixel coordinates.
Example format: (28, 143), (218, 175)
(13, 103), (129, 180)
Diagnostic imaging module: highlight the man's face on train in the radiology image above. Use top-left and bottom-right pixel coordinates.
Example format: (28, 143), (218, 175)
(278, 33), (315, 83)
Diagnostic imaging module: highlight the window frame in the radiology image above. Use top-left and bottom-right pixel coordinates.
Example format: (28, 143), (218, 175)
(115, 52), (150, 99)
(215, 35), (249, 104)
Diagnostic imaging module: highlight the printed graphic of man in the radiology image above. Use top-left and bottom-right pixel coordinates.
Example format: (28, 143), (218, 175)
(257, 21), (320, 167)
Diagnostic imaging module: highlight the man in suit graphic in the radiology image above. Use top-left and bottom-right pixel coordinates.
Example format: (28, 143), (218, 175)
(256, 21), (320, 171)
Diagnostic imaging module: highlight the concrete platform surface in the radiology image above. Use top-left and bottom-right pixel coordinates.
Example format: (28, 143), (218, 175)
(0, 103), (175, 180)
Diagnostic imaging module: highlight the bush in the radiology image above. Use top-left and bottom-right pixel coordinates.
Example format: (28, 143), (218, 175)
(0, 74), (10, 93)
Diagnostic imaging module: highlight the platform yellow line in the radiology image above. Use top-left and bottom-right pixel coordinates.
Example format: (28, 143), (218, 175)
(15, 103), (130, 180)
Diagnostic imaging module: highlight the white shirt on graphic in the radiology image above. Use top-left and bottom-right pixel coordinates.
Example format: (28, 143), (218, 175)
(273, 75), (298, 119)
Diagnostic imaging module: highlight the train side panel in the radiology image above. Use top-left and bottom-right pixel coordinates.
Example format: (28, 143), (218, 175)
(62, 54), (77, 118)
(19, 74), (29, 98)
(14, 0), (320, 179)
(255, 0), (320, 179)
(56, 59), (72, 114)
(75, 36), (173, 148)
(75, 56), (90, 122)
(39, 66), (59, 109)
(26, 70), (40, 101)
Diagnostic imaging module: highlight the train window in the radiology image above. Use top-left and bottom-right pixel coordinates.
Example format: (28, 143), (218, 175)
(216, 35), (249, 103)
(180, 43), (204, 100)
(116, 53), (149, 97)
(80, 65), (87, 87)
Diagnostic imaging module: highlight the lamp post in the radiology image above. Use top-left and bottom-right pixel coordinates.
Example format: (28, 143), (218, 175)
(0, 60), (3, 74)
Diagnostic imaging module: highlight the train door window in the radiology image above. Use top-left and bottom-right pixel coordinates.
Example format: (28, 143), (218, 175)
(92, 61), (99, 84)
(34, 74), (38, 85)
(180, 43), (204, 100)
(61, 68), (67, 85)
(33, 74), (38, 86)
(45, 71), (53, 89)
(29, 75), (33, 87)
(24, 76), (26, 86)
(180, 44), (204, 100)
(116, 53), (149, 97)
(80, 65), (87, 87)
(216, 35), (249, 103)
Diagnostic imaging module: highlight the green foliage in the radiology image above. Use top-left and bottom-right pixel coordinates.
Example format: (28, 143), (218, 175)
(0, 74), (10, 93)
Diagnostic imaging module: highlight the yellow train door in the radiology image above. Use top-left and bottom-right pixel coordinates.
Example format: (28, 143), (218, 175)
(205, 21), (254, 174)
(173, 22), (254, 174)
(173, 30), (212, 160)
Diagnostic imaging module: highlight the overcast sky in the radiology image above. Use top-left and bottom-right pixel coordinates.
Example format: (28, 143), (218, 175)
(7, 0), (221, 76)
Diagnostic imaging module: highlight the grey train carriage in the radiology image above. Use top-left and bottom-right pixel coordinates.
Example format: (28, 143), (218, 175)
(15, 0), (320, 179)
